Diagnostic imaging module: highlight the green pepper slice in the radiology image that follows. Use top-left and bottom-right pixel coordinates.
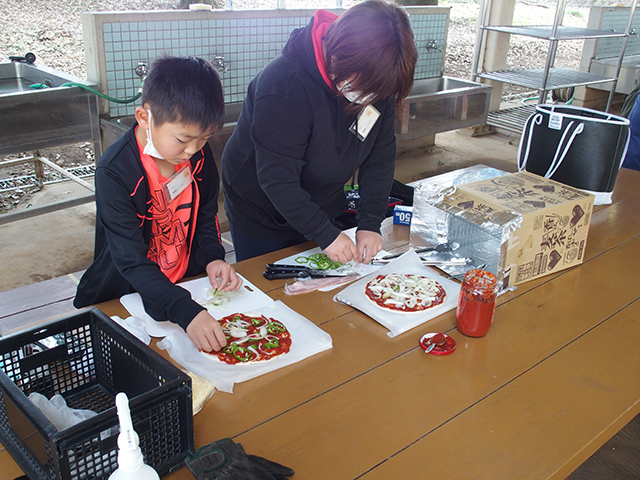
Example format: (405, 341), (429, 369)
(267, 321), (286, 334)
(250, 317), (264, 327)
(232, 346), (254, 362)
(222, 344), (237, 355)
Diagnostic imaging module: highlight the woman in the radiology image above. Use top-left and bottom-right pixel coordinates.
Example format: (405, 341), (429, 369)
(221, 0), (418, 263)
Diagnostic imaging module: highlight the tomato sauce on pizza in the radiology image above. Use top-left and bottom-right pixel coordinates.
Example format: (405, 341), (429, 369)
(202, 313), (292, 365)
(365, 274), (446, 313)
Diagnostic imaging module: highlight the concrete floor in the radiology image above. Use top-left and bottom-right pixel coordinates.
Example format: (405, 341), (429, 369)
(0, 127), (522, 293)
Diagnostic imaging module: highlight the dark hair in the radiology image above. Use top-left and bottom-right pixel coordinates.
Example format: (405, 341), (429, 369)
(324, 0), (418, 114)
(140, 56), (225, 132)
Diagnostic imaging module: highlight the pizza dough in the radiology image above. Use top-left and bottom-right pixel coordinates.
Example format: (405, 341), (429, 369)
(201, 312), (292, 365)
(365, 274), (446, 313)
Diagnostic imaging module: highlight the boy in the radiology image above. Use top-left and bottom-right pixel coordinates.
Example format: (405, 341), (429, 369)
(74, 56), (241, 353)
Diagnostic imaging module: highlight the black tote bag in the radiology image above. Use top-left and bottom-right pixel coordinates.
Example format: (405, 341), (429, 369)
(517, 104), (630, 205)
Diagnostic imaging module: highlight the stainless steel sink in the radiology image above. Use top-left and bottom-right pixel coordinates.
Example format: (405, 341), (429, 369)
(0, 62), (101, 157)
(395, 76), (492, 141)
(0, 62), (91, 95)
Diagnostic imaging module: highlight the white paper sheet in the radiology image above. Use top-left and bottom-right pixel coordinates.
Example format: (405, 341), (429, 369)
(119, 276), (333, 393)
(156, 301), (332, 393)
(333, 250), (461, 337)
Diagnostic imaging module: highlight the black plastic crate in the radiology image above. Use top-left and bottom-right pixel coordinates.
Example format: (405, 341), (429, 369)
(0, 307), (194, 479)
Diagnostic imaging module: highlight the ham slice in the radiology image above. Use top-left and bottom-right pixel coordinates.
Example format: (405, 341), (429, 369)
(284, 275), (359, 295)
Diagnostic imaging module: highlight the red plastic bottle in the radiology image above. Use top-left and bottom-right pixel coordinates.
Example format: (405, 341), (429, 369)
(456, 269), (498, 337)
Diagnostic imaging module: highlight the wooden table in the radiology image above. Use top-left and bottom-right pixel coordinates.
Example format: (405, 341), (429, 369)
(2, 168), (640, 480)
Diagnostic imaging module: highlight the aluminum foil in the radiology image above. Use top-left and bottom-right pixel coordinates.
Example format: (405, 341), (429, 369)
(409, 165), (520, 287)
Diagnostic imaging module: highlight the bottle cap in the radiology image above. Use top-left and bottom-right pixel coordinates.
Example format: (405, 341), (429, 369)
(419, 332), (456, 355)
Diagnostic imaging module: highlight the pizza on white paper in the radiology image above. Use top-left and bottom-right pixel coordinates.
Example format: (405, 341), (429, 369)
(201, 312), (292, 365)
(364, 274), (446, 313)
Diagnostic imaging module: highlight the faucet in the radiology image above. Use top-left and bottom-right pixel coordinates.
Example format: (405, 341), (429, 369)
(9, 52), (36, 64)
(425, 40), (443, 53)
(135, 61), (148, 79)
(213, 56), (228, 73)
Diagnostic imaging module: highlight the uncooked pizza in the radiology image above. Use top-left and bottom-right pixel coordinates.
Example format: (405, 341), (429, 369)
(202, 312), (292, 365)
(364, 274), (446, 313)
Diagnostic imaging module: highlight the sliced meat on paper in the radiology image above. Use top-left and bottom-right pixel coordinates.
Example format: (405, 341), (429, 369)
(284, 275), (359, 295)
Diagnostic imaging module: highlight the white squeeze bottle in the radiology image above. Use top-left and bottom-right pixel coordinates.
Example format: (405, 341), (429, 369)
(108, 392), (160, 480)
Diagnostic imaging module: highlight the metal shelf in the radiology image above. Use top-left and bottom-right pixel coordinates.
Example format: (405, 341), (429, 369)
(471, 0), (638, 125)
(483, 25), (626, 40)
(486, 104), (537, 133)
(478, 67), (615, 91)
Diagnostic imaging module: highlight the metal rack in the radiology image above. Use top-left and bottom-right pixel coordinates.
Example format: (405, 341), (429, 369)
(471, 0), (638, 133)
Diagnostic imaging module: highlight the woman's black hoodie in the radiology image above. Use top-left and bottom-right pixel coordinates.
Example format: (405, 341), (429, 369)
(221, 14), (397, 250)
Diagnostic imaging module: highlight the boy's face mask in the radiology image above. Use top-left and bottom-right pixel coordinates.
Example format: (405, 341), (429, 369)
(339, 80), (375, 105)
(143, 110), (165, 159)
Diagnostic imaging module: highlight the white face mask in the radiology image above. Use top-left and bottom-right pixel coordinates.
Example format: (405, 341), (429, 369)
(143, 110), (165, 159)
(339, 80), (375, 105)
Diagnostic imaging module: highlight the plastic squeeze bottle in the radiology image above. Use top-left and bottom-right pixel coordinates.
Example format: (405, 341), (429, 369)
(108, 392), (160, 480)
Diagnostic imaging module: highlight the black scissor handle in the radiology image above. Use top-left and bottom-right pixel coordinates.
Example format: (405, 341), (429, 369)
(265, 263), (309, 271)
(262, 270), (310, 280)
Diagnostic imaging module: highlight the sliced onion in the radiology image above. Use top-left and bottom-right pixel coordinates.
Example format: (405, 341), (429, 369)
(247, 345), (259, 358)
(371, 274), (442, 308)
(384, 299), (405, 306)
(258, 342), (276, 355)
(226, 321), (251, 333)
(405, 296), (417, 308)
(228, 327), (248, 339)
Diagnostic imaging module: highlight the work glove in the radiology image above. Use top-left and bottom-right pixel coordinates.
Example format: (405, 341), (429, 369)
(184, 438), (295, 480)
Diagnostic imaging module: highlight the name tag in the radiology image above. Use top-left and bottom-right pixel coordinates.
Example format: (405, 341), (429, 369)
(162, 163), (192, 203)
(350, 105), (381, 141)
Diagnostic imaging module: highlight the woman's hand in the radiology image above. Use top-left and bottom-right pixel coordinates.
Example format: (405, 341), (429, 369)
(355, 230), (383, 263)
(324, 232), (359, 264)
(186, 310), (227, 352)
(205, 260), (243, 293)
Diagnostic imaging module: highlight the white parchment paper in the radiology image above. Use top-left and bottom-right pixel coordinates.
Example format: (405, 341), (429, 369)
(155, 301), (332, 393)
(120, 276), (332, 393)
(333, 250), (461, 337)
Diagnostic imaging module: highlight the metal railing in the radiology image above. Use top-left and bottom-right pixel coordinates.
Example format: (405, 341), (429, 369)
(0, 156), (95, 225)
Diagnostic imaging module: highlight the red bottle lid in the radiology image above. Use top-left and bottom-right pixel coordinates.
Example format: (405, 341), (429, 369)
(419, 332), (457, 355)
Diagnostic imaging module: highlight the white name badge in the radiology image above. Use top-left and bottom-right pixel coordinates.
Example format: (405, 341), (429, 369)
(350, 105), (381, 141)
(162, 163), (192, 203)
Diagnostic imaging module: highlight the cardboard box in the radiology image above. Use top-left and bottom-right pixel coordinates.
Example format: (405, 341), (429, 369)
(433, 171), (594, 288)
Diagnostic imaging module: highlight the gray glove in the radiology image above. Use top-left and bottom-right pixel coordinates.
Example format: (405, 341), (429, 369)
(184, 438), (294, 480)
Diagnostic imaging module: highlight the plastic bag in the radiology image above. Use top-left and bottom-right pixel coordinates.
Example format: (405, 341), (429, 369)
(29, 392), (97, 430)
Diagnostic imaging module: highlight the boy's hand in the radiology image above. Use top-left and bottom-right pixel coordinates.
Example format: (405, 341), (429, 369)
(206, 260), (243, 293)
(186, 310), (227, 352)
(355, 230), (383, 264)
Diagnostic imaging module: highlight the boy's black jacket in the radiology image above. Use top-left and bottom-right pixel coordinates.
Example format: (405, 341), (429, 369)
(74, 124), (226, 330)
(221, 15), (397, 250)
